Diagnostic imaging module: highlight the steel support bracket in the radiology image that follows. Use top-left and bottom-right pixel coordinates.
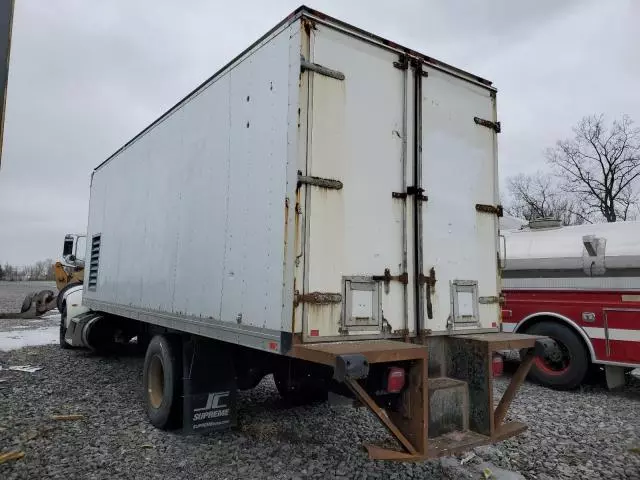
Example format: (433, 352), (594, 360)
(476, 203), (504, 217)
(474, 116), (501, 133)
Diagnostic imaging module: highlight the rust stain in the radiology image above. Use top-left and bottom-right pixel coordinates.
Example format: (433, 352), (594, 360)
(302, 18), (316, 35)
(291, 278), (297, 334)
(283, 196), (290, 252)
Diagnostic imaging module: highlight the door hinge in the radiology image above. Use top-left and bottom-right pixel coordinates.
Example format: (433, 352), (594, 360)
(393, 54), (409, 70)
(474, 116), (501, 133)
(294, 292), (342, 306)
(479, 296), (500, 305)
(476, 203), (504, 217)
(392, 186), (428, 201)
(410, 58), (429, 76)
(300, 55), (345, 81)
(298, 172), (343, 190)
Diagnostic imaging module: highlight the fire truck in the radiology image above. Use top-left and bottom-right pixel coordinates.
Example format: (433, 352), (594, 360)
(501, 218), (640, 390)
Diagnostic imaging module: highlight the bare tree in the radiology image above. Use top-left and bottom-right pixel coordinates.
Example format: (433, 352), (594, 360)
(546, 114), (640, 222)
(505, 171), (589, 225)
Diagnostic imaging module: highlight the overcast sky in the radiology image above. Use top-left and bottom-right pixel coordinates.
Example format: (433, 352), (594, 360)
(0, 0), (638, 265)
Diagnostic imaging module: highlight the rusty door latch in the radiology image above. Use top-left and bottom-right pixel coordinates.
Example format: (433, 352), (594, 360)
(418, 268), (436, 320)
(373, 268), (408, 294)
(392, 186), (428, 201)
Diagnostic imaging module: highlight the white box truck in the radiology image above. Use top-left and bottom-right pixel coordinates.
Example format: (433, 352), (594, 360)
(61, 6), (545, 460)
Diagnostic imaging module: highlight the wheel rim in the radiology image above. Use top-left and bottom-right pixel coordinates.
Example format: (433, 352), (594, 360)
(535, 339), (571, 376)
(148, 355), (165, 409)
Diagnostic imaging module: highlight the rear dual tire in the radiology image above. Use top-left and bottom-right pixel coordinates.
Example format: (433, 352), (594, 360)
(143, 335), (183, 430)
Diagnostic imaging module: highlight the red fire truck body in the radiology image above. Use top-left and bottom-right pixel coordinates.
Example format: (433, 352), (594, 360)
(501, 219), (640, 389)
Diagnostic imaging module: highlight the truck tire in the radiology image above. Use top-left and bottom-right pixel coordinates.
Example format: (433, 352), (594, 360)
(525, 321), (589, 390)
(143, 335), (183, 430)
(59, 303), (72, 349)
(57, 282), (82, 313)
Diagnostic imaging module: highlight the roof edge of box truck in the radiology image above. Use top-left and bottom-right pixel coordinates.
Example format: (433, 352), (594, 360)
(93, 5), (495, 174)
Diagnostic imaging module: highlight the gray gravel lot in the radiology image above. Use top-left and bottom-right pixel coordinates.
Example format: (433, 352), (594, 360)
(0, 281), (639, 479)
(1, 345), (442, 480)
(0, 344), (638, 480)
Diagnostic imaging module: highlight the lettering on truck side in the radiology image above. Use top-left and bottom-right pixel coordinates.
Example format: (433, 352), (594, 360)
(193, 409), (230, 421)
(192, 391), (230, 423)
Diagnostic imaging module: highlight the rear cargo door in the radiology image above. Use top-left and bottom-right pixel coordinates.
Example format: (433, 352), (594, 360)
(300, 24), (409, 341)
(418, 67), (500, 333)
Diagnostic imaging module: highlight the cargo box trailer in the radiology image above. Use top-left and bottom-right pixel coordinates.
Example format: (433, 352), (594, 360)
(61, 6), (546, 460)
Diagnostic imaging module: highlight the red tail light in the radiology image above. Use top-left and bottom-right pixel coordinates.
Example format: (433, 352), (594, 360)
(492, 354), (504, 377)
(386, 367), (405, 393)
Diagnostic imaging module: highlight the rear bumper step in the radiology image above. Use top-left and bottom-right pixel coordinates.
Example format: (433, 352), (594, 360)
(291, 333), (544, 461)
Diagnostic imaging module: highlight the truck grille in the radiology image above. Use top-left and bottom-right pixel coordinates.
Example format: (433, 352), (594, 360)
(88, 234), (101, 291)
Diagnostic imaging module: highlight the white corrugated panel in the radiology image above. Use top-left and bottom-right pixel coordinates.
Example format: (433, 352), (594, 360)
(85, 23), (299, 337)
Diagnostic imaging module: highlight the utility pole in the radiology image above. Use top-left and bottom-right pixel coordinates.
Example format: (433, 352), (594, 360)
(0, 0), (14, 170)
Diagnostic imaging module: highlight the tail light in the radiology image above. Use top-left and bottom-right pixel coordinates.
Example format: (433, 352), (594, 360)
(386, 367), (405, 393)
(492, 354), (504, 377)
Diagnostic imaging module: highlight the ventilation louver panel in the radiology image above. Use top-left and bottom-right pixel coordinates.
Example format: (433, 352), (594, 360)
(88, 234), (101, 291)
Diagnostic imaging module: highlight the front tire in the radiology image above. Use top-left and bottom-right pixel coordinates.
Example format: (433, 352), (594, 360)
(525, 321), (589, 390)
(143, 335), (183, 430)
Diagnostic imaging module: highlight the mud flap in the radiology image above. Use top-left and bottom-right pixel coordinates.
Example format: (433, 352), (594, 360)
(182, 337), (237, 433)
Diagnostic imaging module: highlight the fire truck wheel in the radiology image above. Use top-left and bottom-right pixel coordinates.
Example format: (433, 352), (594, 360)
(525, 321), (589, 390)
(143, 335), (183, 430)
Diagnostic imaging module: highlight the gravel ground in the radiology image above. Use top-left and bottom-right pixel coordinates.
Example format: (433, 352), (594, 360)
(0, 344), (638, 480)
(481, 372), (640, 479)
(1, 345), (442, 480)
(0, 281), (638, 479)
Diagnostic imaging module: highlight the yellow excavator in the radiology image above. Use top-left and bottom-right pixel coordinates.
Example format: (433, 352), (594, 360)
(2, 234), (87, 319)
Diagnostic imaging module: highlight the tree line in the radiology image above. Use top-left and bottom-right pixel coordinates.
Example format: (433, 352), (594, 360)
(505, 114), (640, 225)
(0, 260), (56, 281)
